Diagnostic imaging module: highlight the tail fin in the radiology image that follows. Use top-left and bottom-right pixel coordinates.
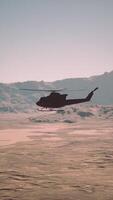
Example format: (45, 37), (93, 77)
(86, 87), (98, 101)
(92, 87), (98, 92)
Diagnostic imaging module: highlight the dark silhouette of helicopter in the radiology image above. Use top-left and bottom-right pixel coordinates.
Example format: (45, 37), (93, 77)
(21, 87), (98, 109)
(35, 87), (98, 109)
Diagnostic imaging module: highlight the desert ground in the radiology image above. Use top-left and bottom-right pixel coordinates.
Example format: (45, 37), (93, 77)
(0, 111), (113, 200)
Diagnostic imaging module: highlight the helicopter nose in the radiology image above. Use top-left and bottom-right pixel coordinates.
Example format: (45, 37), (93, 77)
(36, 97), (45, 107)
(36, 100), (40, 106)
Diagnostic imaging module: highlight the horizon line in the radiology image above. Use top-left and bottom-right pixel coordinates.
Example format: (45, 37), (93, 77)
(0, 70), (113, 84)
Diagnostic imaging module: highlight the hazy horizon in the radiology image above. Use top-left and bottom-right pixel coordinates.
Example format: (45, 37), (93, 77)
(0, 0), (113, 83)
(0, 70), (112, 84)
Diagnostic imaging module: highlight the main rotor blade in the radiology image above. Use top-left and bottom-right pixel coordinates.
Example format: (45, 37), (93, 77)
(20, 88), (89, 92)
(20, 88), (64, 92)
(65, 89), (88, 91)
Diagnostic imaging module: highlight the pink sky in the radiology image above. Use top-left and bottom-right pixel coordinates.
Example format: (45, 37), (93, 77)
(0, 0), (113, 82)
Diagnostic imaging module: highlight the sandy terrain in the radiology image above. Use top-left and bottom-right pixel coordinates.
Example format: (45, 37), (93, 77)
(0, 113), (113, 200)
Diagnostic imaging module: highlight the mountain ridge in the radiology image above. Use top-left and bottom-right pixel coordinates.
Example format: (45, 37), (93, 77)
(0, 71), (113, 112)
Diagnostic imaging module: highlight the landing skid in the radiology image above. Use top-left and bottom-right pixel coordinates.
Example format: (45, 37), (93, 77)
(37, 108), (57, 112)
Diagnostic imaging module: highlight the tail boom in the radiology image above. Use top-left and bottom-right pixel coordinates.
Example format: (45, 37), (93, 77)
(65, 87), (98, 106)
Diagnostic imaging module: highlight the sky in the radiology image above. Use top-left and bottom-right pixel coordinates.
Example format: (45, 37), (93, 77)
(0, 0), (113, 83)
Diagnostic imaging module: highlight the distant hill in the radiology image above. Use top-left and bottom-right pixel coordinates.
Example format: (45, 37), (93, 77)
(54, 71), (113, 105)
(0, 71), (113, 112)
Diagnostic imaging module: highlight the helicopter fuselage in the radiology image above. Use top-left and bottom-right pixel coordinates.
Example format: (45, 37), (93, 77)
(36, 92), (68, 108)
(36, 91), (93, 108)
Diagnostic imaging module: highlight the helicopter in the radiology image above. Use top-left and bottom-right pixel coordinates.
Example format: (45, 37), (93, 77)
(21, 87), (98, 110)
